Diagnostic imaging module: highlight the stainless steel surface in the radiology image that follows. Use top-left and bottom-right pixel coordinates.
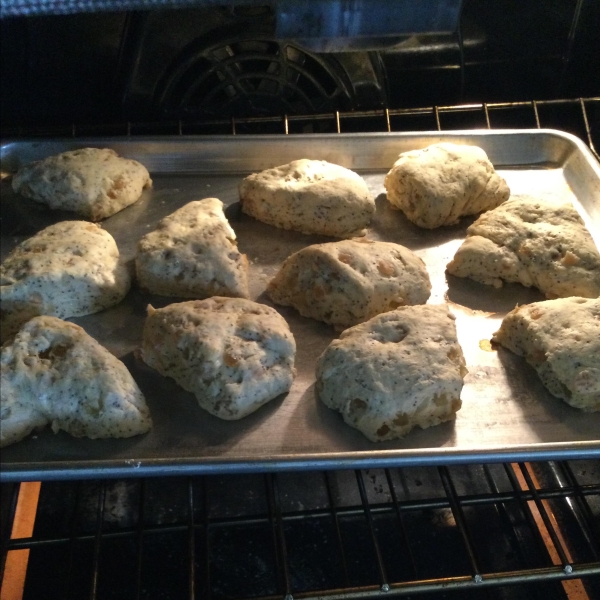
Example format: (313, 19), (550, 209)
(276, 0), (463, 52)
(1, 130), (599, 481)
(0, 0), (264, 17)
(0, 0), (462, 30)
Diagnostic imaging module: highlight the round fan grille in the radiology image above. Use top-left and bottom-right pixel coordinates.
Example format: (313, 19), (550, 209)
(156, 36), (356, 118)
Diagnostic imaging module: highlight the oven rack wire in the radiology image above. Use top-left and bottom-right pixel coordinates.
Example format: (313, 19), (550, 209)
(4, 97), (599, 163)
(1, 462), (599, 599)
(1, 96), (600, 599)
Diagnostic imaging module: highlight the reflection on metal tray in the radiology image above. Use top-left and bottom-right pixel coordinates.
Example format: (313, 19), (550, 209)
(1, 130), (599, 482)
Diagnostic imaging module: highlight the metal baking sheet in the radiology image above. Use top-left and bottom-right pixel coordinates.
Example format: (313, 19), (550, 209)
(1, 130), (599, 481)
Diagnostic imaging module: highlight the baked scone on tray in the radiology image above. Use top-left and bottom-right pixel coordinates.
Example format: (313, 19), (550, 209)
(0, 316), (152, 448)
(0, 221), (130, 343)
(239, 159), (375, 237)
(492, 297), (600, 412)
(141, 298), (296, 419)
(136, 198), (249, 299)
(267, 239), (431, 330)
(12, 147), (152, 221)
(446, 197), (600, 298)
(316, 304), (467, 442)
(384, 142), (509, 228)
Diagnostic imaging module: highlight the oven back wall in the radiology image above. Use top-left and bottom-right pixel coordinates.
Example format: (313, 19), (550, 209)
(0, 13), (127, 126)
(1, 0), (598, 132)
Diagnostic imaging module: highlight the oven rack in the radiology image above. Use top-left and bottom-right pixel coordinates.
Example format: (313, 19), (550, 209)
(1, 96), (600, 599)
(1, 461), (599, 599)
(4, 97), (599, 162)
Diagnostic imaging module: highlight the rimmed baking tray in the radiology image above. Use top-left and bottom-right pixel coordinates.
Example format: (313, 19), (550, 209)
(1, 129), (599, 482)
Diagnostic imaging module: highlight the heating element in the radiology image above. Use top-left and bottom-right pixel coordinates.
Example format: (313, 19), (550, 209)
(1, 97), (600, 599)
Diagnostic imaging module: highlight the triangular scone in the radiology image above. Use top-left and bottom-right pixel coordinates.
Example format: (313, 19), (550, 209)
(492, 297), (600, 411)
(1, 221), (131, 343)
(136, 199), (249, 298)
(12, 148), (152, 221)
(0, 316), (152, 447)
(316, 304), (467, 442)
(141, 298), (296, 420)
(447, 197), (600, 298)
(267, 239), (431, 330)
(384, 143), (509, 228)
(239, 159), (375, 238)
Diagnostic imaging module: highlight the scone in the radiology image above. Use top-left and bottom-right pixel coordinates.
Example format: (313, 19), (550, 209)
(141, 298), (296, 419)
(1, 221), (130, 343)
(492, 297), (600, 411)
(316, 304), (467, 442)
(267, 239), (431, 330)
(136, 198), (249, 298)
(0, 316), (152, 448)
(239, 159), (375, 237)
(384, 142), (509, 228)
(12, 147), (151, 221)
(446, 197), (600, 298)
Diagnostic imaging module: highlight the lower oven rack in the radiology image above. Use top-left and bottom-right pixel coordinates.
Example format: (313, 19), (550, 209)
(1, 97), (600, 599)
(2, 461), (600, 599)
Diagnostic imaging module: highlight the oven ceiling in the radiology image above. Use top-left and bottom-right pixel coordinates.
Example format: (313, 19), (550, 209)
(0, 0), (463, 41)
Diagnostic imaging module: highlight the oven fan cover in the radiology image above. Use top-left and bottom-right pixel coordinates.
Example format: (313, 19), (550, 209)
(154, 35), (363, 118)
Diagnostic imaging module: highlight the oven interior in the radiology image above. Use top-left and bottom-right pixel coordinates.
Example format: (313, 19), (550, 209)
(1, 1), (600, 598)
(2, 459), (600, 599)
